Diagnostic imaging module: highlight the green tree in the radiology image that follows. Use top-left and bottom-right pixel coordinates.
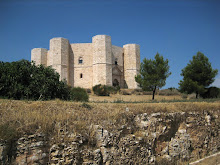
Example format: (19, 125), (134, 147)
(135, 53), (171, 100)
(0, 59), (88, 101)
(179, 52), (218, 98)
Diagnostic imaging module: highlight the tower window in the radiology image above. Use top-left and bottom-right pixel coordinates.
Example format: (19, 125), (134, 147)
(115, 58), (118, 65)
(79, 57), (83, 64)
(80, 73), (83, 78)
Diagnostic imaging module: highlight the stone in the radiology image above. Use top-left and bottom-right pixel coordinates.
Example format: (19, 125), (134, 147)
(3, 111), (220, 165)
(31, 35), (140, 89)
(0, 143), (8, 163)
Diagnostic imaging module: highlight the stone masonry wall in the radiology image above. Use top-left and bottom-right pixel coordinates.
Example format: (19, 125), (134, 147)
(92, 35), (112, 86)
(112, 45), (124, 70)
(50, 38), (70, 82)
(71, 43), (93, 88)
(31, 35), (141, 89)
(123, 44), (140, 89)
(31, 48), (47, 66)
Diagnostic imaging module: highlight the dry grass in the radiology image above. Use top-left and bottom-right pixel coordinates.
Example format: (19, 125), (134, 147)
(89, 94), (183, 102)
(189, 152), (220, 165)
(194, 155), (220, 165)
(0, 99), (220, 144)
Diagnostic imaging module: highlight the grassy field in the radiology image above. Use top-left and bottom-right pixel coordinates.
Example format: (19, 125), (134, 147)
(0, 98), (220, 164)
(89, 94), (183, 102)
(1, 98), (220, 143)
(89, 93), (220, 103)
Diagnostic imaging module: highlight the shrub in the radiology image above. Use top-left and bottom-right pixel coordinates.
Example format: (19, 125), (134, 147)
(86, 88), (92, 94)
(142, 91), (152, 95)
(0, 60), (90, 102)
(130, 89), (142, 95)
(92, 84), (110, 96)
(200, 87), (220, 98)
(0, 122), (17, 142)
(159, 89), (180, 96)
(0, 60), (70, 100)
(188, 93), (197, 99)
(69, 87), (89, 102)
(106, 85), (120, 94)
(80, 102), (92, 109)
(120, 89), (131, 95)
(181, 93), (188, 99)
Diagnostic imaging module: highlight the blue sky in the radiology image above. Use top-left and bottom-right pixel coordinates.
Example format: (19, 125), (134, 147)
(0, 0), (220, 89)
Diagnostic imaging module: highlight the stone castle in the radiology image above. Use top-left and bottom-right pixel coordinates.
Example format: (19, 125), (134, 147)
(31, 35), (140, 89)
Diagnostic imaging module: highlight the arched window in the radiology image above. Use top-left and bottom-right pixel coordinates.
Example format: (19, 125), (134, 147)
(80, 73), (83, 78)
(79, 57), (83, 64)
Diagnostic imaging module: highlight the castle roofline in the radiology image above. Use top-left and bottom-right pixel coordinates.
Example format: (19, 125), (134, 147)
(31, 48), (48, 51)
(92, 34), (111, 38)
(123, 44), (140, 47)
(50, 37), (69, 41)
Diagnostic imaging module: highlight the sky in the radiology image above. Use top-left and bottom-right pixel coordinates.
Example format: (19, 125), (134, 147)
(0, 0), (220, 89)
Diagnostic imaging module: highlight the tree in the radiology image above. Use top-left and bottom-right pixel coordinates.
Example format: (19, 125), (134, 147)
(135, 53), (171, 100)
(0, 59), (89, 101)
(179, 52), (218, 98)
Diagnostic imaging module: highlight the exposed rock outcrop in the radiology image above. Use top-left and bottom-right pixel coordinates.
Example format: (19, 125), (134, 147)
(1, 110), (219, 165)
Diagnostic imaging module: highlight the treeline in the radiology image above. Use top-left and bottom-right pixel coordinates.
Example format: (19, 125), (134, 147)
(0, 60), (88, 101)
(135, 52), (218, 100)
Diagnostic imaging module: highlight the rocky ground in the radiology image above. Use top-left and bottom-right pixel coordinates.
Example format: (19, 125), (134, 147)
(0, 100), (219, 164)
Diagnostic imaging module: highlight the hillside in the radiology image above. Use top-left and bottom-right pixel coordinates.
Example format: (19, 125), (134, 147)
(0, 99), (220, 164)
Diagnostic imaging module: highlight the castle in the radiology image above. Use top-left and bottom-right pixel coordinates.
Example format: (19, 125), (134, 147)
(31, 35), (140, 89)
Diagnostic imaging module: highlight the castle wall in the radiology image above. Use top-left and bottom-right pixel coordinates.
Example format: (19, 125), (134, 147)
(68, 48), (74, 87)
(92, 35), (112, 86)
(47, 50), (53, 66)
(31, 48), (47, 66)
(123, 44), (140, 89)
(50, 38), (69, 83)
(112, 45), (123, 68)
(70, 43), (93, 88)
(31, 35), (140, 89)
(112, 45), (124, 87)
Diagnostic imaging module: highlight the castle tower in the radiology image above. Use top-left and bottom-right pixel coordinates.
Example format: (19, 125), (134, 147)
(49, 38), (70, 83)
(123, 44), (140, 89)
(31, 48), (47, 66)
(92, 35), (112, 86)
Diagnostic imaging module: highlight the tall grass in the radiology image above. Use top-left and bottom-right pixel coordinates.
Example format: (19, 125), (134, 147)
(0, 99), (220, 143)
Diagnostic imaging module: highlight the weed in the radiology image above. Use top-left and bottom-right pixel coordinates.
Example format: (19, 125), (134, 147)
(0, 122), (17, 142)
(81, 102), (92, 110)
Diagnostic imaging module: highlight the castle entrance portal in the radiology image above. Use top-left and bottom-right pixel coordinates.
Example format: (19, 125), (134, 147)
(113, 79), (119, 87)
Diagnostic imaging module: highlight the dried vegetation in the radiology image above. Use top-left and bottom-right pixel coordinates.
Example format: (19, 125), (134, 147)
(0, 99), (220, 144)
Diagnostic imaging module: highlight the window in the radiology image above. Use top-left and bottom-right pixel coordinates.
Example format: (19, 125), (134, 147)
(79, 57), (83, 64)
(115, 58), (118, 65)
(80, 73), (83, 78)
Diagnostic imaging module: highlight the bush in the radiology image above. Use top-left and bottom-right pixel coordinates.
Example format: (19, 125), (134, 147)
(120, 89), (131, 95)
(130, 89), (142, 95)
(0, 60), (89, 102)
(181, 93), (188, 99)
(158, 89), (180, 96)
(86, 88), (92, 94)
(92, 84), (110, 96)
(142, 91), (152, 95)
(0, 122), (17, 142)
(200, 87), (220, 98)
(0, 60), (69, 100)
(69, 87), (89, 102)
(106, 85), (120, 94)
